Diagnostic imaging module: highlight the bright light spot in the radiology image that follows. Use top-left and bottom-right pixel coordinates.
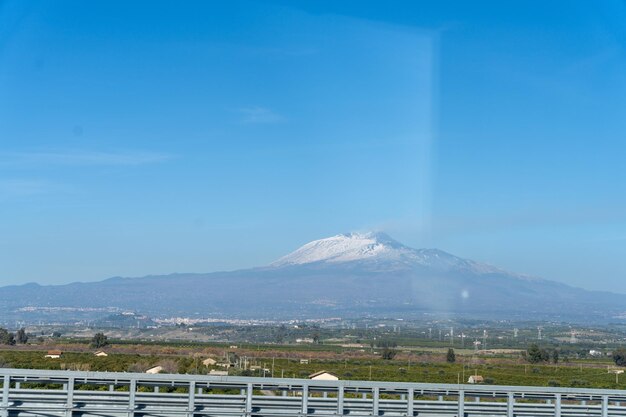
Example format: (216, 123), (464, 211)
(461, 290), (469, 299)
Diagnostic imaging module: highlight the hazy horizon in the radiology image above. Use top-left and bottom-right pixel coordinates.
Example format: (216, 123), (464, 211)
(2, 1), (626, 292)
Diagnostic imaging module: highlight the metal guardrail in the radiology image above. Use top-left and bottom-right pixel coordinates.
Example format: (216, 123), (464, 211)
(1, 368), (625, 417)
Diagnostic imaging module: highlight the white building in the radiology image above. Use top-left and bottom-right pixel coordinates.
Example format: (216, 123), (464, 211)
(309, 371), (339, 381)
(44, 350), (62, 359)
(145, 366), (163, 374)
(202, 358), (217, 366)
(208, 370), (228, 376)
(468, 375), (484, 384)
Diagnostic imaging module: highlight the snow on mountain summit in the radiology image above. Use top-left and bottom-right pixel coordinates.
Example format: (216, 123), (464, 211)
(271, 232), (507, 275)
(271, 232), (408, 266)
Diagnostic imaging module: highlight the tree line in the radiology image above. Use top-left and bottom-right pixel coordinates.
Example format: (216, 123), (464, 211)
(0, 327), (28, 345)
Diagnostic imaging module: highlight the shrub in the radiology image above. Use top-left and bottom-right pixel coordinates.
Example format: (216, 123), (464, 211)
(90, 333), (108, 349)
(381, 348), (397, 360)
(570, 379), (588, 387)
(526, 344), (549, 364)
(613, 348), (626, 366)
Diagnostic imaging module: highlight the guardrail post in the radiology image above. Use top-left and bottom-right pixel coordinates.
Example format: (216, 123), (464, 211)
(373, 387), (379, 416)
(128, 379), (136, 417)
(246, 383), (253, 415)
(1, 375), (9, 417)
(337, 386), (344, 416)
(602, 395), (609, 417)
(458, 390), (465, 417)
(188, 381), (195, 417)
(507, 392), (514, 417)
(66, 377), (74, 417)
(554, 394), (561, 417)
(407, 388), (414, 417)
(302, 385), (309, 416)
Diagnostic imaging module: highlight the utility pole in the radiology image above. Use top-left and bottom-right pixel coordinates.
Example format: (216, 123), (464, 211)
(483, 330), (487, 351)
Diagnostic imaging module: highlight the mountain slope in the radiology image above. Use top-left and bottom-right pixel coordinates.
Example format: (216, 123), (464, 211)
(0, 232), (624, 323)
(273, 232), (514, 275)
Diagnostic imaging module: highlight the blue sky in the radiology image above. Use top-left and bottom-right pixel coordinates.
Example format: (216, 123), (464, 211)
(1, 0), (626, 291)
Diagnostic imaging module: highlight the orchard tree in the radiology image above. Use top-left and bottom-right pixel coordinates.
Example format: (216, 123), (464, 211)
(446, 348), (456, 363)
(90, 332), (109, 348)
(15, 328), (28, 344)
(613, 348), (626, 366)
(0, 328), (15, 345)
(526, 344), (549, 364)
(381, 347), (398, 360)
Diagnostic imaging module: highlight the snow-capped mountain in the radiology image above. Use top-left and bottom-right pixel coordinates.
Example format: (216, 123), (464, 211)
(271, 232), (412, 266)
(272, 232), (507, 275)
(0, 231), (623, 323)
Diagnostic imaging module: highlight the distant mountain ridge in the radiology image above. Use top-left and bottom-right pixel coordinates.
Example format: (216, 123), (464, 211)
(0, 232), (624, 324)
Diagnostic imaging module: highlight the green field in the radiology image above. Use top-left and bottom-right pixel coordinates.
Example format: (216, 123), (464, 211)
(1, 346), (623, 390)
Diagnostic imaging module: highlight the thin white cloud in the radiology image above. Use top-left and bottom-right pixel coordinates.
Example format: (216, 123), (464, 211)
(0, 150), (173, 167)
(0, 179), (70, 196)
(238, 106), (285, 124)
